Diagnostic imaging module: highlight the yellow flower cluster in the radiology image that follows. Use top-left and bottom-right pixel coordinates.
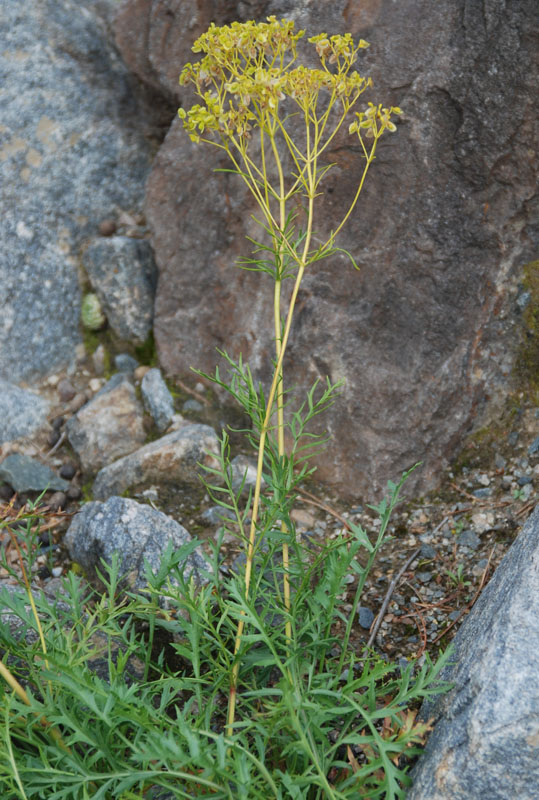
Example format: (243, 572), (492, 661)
(348, 102), (402, 139)
(178, 17), (388, 145)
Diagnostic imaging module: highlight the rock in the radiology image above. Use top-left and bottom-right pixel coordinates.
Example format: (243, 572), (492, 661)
(409, 505), (539, 799)
(59, 461), (77, 480)
(82, 237), (157, 343)
(358, 606), (375, 630)
(141, 368), (176, 432)
(0, 0), (154, 383)
(92, 344), (107, 376)
(115, 353), (139, 373)
(528, 437), (539, 457)
(456, 529), (480, 550)
(57, 379), (76, 403)
(0, 454), (70, 493)
(122, 0), (538, 498)
(92, 423), (220, 500)
(66, 374), (146, 473)
(64, 495), (210, 592)
(47, 491), (67, 511)
(200, 505), (236, 527)
(230, 455), (260, 494)
(0, 380), (49, 443)
(66, 393), (88, 414)
(98, 218), (117, 237)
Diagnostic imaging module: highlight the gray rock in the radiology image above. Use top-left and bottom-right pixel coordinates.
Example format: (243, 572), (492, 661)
(456, 529), (480, 550)
(409, 505), (539, 800)
(82, 237), (157, 343)
(92, 424), (220, 500)
(0, 0), (154, 383)
(358, 606), (375, 630)
(114, 353), (139, 373)
(0, 454), (70, 493)
(528, 437), (539, 457)
(141, 368), (175, 432)
(64, 496), (210, 591)
(230, 454), (260, 495)
(66, 374), (146, 473)
(0, 380), (49, 443)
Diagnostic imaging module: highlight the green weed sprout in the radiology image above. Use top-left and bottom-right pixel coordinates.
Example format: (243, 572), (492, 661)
(178, 17), (401, 735)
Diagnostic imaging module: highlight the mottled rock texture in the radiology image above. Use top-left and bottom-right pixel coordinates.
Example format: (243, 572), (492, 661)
(115, 0), (538, 497)
(66, 374), (146, 473)
(92, 423), (220, 499)
(0, 380), (49, 444)
(408, 505), (539, 800)
(0, 0), (154, 383)
(82, 237), (157, 343)
(65, 495), (210, 592)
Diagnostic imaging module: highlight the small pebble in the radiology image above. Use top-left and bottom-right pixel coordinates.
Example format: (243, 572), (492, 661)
(98, 219), (116, 236)
(115, 353), (139, 373)
(358, 606), (375, 629)
(57, 378), (76, 402)
(89, 377), (104, 393)
(47, 491), (67, 511)
(92, 344), (106, 376)
(473, 488), (491, 499)
(134, 365), (151, 381)
(416, 571), (433, 584)
(457, 530), (480, 550)
(67, 393), (87, 413)
(508, 431), (519, 446)
(517, 475), (532, 486)
(51, 415), (64, 431)
(51, 566), (63, 578)
(59, 462), (76, 480)
(182, 398), (203, 413)
(48, 429), (61, 447)
(528, 436), (539, 456)
(67, 485), (82, 500)
(420, 543), (437, 559)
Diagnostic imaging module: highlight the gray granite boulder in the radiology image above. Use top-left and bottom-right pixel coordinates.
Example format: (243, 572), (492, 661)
(141, 368), (176, 432)
(92, 423), (219, 500)
(408, 504), (539, 800)
(66, 374), (146, 473)
(65, 496), (210, 591)
(0, 380), (49, 443)
(82, 237), (157, 343)
(0, 0), (154, 382)
(0, 454), (70, 493)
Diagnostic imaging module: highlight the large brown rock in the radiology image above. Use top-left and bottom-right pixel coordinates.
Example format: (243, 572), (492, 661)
(116, 0), (538, 497)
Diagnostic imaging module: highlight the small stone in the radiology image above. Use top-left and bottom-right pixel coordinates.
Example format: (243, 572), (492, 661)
(416, 571), (433, 584)
(47, 491), (67, 511)
(420, 543), (437, 559)
(528, 436), (539, 457)
(89, 377), (104, 393)
(519, 484), (533, 501)
(141, 368), (175, 433)
(457, 529), (480, 550)
(494, 453), (507, 470)
(67, 485), (82, 500)
(98, 219), (117, 237)
(92, 344), (106, 376)
(0, 454), (70, 493)
(134, 365), (151, 381)
(67, 393), (88, 414)
(290, 509), (316, 528)
(115, 353), (139, 373)
(46, 374), (60, 387)
(471, 511), (494, 533)
(51, 415), (64, 431)
(48, 428), (61, 447)
(358, 606), (375, 629)
(201, 506), (236, 526)
(51, 566), (64, 578)
(57, 379), (76, 402)
(476, 473), (490, 486)
(182, 398), (203, 413)
(473, 488), (492, 499)
(59, 462), (76, 480)
(517, 475), (533, 486)
(507, 431), (519, 446)
(0, 484), (13, 501)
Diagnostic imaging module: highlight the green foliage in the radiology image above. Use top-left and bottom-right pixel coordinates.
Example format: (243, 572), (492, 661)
(0, 497), (451, 799)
